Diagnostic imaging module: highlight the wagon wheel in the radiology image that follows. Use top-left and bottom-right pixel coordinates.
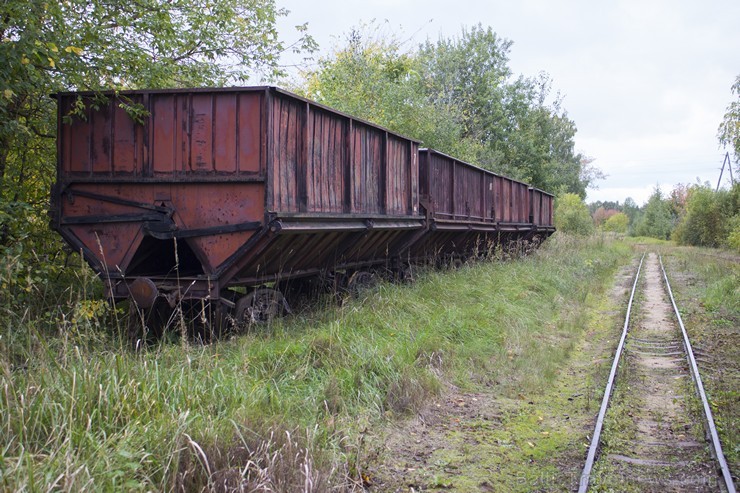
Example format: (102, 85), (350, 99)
(397, 264), (415, 283)
(235, 288), (287, 324)
(346, 270), (376, 297)
(127, 300), (172, 348)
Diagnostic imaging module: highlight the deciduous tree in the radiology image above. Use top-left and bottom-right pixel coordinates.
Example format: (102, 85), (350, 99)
(718, 75), (740, 168)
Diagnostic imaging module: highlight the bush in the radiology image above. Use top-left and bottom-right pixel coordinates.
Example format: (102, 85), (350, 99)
(727, 215), (740, 252)
(554, 193), (594, 235)
(602, 212), (629, 233)
(672, 184), (739, 248)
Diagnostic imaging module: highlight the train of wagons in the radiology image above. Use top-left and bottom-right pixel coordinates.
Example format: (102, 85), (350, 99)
(50, 86), (554, 335)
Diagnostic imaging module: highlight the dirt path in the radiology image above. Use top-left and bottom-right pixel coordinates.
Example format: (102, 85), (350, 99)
(590, 253), (718, 491)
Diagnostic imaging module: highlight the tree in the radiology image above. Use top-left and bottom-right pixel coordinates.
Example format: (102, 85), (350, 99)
(416, 24), (512, 161)
(718, 75), (740, 169)
(417, 29), (594, 196)
(592, 207), (618, 228)
(633, 187), (674, 239)
(299, 25), (473, 161)
(622, 197), (640, 229)
(554, 193), (594, 235)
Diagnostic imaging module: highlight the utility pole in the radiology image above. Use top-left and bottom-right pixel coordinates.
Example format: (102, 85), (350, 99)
(716, 152), (735, 192)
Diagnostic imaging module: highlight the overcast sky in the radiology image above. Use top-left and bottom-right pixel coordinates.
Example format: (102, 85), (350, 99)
(275, 0), (739, 205)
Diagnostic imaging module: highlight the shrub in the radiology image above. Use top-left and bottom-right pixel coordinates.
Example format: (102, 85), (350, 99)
(602, 212), (629, 233)
(554, 193), (594, 235)
(673, 184), (739, 248)
(727, 214), (740, 252)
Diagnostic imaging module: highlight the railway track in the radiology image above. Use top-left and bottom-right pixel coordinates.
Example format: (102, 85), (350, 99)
(578, 252), (736, 492)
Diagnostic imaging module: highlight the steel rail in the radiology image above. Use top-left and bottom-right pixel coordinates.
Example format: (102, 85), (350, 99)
(659, 255), (736, 493)
(578, 253), (645, 493)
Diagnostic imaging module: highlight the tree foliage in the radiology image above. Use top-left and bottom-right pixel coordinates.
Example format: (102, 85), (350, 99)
(554, 193), (594, 236)
(603, 212), (629, 234)
(592, 207), (618, 228)
(299, 23), (598, 197)
(718, 75), (740, 168)
(299, 26), (472, 161)
(672, 184), (740, 249)
(633, 187), (675, 240)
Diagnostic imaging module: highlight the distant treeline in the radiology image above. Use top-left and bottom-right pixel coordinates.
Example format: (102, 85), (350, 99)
(584, 183), (740, 251)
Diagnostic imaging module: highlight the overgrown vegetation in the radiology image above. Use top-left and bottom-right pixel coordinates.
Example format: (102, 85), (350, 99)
(554, 193), (594, 235)
(673, 184), (740, 249)
(1, 235), (631, 491)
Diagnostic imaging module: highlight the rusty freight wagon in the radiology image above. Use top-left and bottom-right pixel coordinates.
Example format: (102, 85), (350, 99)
(408, 149), (555, 264)
(51, 86), (555, 335)
(51, 86), (423, 330)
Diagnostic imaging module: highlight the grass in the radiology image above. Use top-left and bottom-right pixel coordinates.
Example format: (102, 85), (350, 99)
(1, 233), (633, 491)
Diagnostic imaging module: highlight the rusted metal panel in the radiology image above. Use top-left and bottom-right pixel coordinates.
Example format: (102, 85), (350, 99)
(305, 106), (346, 213)
(112, 101), (138, 174)
(531, 189), (542, 224)
(266, 90), (419, 217)
(431, 152), (453, 216)
(529, 188), (555, 228)
(152, 94), (177, 174)
(351, 123), (383, 214)
(454, 164), (484, 219)
(268, 93), (301, 211)
(513, 181), (530, 222)
(485, 175), (495, 220)
(502, 178), (512, 222)
(237, 92), (263, 174)
(58, 90), (265, 178)
(386, 134), (414, 215)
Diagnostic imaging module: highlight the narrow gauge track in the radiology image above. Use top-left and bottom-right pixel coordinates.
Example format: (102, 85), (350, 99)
(578, 253), (736, 492)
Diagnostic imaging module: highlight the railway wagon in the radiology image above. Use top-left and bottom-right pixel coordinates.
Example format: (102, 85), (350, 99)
(50, 86), (423, 326)
(408, 149), (555, 264)
(529, 186), (554, 232)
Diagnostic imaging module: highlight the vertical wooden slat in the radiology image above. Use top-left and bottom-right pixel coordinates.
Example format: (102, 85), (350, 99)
(381, 131), (388, 214)
(142, 93), (151, 177)
(264, 88), (272, 210)
(344, 119), (352, 213)
(213, 93), (237, 173)
(298, 101), (308, 212)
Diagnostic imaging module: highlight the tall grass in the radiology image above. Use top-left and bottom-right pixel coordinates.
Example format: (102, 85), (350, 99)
(0, 233), (631, 491)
